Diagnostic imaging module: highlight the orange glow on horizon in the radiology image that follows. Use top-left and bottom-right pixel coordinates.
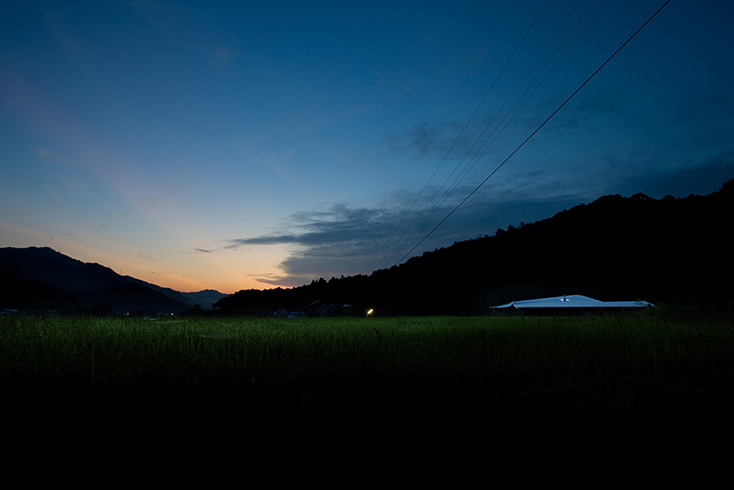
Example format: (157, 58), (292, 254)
(0, 221), (300, 294)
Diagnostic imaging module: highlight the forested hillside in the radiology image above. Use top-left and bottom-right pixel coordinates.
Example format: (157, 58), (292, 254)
(216, 179), (733, 315)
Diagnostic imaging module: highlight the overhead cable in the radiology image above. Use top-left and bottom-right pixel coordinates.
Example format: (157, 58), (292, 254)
(393, 0), (591, 261)
(367, 0), (551, 273)
(393, 0), (672, 267)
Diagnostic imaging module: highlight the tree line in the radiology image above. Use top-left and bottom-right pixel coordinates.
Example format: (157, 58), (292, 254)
(215, 180), (734, 315)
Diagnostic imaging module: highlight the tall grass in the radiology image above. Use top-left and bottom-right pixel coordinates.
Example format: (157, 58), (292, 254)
(2, 311), (732, 455)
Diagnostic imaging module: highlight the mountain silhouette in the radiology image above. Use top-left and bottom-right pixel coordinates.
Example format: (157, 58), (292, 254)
(0, 268), (82, 311)
(0, 247), (225, 314)
(216, 179), (734, 315)
(0, 246), (127, 294)
(3, 180), (731, 316)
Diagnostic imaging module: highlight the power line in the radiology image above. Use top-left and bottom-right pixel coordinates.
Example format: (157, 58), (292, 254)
(393, 0), (672, 267)
(367, 0), (551, 273)
(392, 0), (593, 260)
(445, 0), (608, 201)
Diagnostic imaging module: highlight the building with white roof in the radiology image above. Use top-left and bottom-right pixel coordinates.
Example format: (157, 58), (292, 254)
(491, 294), (653, 311)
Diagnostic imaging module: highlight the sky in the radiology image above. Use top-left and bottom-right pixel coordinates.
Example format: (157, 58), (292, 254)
(1, 0), (733, 294)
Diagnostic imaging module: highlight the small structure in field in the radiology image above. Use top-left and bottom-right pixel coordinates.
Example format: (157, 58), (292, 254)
(491, 294), (653, 314)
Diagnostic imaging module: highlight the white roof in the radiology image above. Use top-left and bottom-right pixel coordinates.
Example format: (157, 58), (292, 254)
(491, 294), (653, 309)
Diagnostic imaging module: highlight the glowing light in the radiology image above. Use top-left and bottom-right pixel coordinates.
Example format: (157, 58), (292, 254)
(366, 308), (374, 316)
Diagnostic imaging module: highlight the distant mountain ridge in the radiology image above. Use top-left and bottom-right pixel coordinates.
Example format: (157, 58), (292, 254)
(3, 180), (732, 316)
(215, 179), (734, 315)
(0, 247), (226, 314)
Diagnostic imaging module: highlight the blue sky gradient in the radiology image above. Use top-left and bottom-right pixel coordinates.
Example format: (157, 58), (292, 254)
(2, 1), (733, 293)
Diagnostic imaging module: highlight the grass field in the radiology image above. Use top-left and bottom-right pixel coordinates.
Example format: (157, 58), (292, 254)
(2, 309), (732, 478)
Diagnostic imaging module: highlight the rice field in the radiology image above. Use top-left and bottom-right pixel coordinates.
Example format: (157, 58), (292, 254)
(1, 310), (732, 477)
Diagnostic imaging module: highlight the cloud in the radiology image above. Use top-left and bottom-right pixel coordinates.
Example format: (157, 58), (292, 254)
(33, 147), (66, 164)
(385, 121), (464, 160)
(226, 202), (393, 252)
(210, 141), (734, 289)
(218, 181), (586, 287)
(249, 272), (293, 287)
(208, 43), (235, 69)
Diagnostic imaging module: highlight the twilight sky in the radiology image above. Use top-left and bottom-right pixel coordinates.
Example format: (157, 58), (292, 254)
(1, 0), (733, 293)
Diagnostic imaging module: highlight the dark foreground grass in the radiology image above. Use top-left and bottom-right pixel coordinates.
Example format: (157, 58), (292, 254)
(2, 311), (733, 479)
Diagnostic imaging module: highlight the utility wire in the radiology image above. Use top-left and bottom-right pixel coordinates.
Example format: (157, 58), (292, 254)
(367, 0), (550, 273)
(393, 0), (672, 267)
(447, 0), (607, 201)
(394, 0), (590, 258)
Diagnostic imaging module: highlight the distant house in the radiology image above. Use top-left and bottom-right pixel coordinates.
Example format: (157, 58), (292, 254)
(491, 294), (653, 314)
(273, 301), (354, 319)
(273, 308), (305, 319)
(273, 308), (289, 318)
